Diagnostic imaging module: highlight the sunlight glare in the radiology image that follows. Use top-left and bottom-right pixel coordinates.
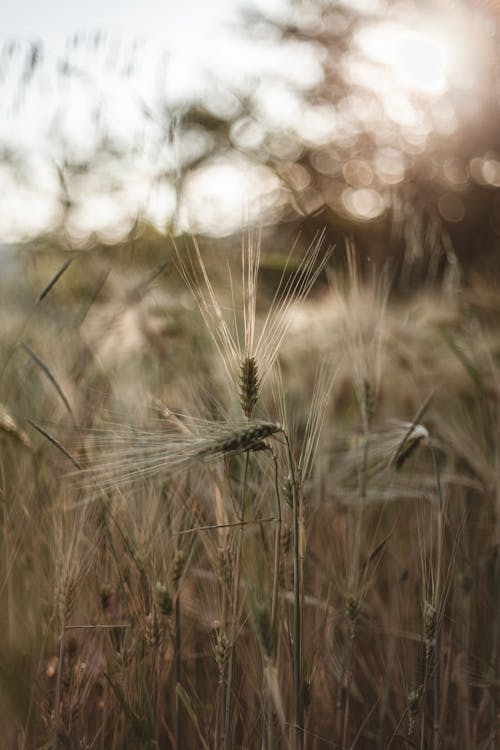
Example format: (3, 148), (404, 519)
(178, 158), (282, 236)
(358, 23), (448, 94)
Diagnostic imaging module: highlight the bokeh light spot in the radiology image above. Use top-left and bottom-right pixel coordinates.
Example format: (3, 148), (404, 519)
(342, 187), (384, 220)
(482, 159), (500, 188)
(342, 159), (373, 187)
(374, 148), (406, 184)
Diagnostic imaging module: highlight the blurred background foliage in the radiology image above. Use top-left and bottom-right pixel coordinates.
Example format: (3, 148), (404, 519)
(1, 0), (500, 287)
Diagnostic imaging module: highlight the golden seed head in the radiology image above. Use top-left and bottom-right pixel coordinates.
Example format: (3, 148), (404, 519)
(145, 610), (164, 651)
(212, 622), (231, 685)
(424, 602), (437, 641)
(240, 355), (260, 417)
(58, 576), (77, 621)
(155, 582), (173, 617)
(408, 684), (423, 735)
(408, 685), (423, 714)
(423, 602), (438, 663)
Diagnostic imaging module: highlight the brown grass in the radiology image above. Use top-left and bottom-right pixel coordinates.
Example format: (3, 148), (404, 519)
(0, 237), (499, 749)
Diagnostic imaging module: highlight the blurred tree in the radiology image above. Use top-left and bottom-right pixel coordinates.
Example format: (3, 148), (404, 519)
(164, 0), (500, 281)
(2, 0), (500, 284)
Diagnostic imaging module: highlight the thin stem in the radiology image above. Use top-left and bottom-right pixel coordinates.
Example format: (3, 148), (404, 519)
(284, 432), (302, 750)
(351, 433), (369, 592)
(490, 419), (500, 750)
(342, 623), (356, 750)
(490, 507), (500, 749)
(174, 592), (182, 750)
(342, 430), (369, 748)
(461, 588), (471, 750)
(271, 447), (282, 631)
(263, 448), (283, 750)
(223, 451), (250, 750)
(430, 442), (443, 750)
(53, 617), (66, 749)
(64, 623), (130, 631)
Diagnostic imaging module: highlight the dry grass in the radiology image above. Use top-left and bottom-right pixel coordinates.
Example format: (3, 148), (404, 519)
(1, 236), (499, 749)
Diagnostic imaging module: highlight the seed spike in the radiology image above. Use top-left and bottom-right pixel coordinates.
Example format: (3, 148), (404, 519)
(239, 354), (260, 417)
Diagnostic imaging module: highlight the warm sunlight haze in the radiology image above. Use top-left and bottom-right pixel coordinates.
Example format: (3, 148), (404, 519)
(2, 2), (500, 749)
(0, 0), (496, 242)
(357, 24), (448, 94)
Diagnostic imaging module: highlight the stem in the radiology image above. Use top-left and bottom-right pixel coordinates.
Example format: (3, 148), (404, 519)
(342, 623), (356, 750)
(490, 551), (500, 750)
(430, 442), (443, 750)
(215, 559), (230, 749)
(263, 676), (271, 750)
(342, 431), (369, 747)
(433, 628), (441, 750)
(53, 616), (66, 748)
(223, 452), (250, 750)
(352, 434), (369, 593)
(336, 645), (347, 739)
(222, 532), (241, 750)
(285, 433), (302, 750)
(174, 592), (182, 750)
(490, 450), (500, 750)
(271, 448), (282, 632)
(489, 535), (500, 750)
(262, 449), (283, 750)
(461, 589), (471, 750)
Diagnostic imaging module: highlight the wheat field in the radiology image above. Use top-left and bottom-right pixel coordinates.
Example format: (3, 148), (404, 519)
(0, 233), (499, 749)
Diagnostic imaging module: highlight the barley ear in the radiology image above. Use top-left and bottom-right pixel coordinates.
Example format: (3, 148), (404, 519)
(239, 355), (260, 418)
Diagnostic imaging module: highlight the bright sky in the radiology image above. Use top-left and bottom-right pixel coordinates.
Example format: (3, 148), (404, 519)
(4, 0), (243, 47)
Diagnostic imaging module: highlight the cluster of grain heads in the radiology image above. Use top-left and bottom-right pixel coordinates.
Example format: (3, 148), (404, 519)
(8, 229), (500, 748)
(16, 234), (461, 749)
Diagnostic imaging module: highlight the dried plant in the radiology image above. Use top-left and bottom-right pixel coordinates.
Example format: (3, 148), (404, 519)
(2, 232), (500, 750)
